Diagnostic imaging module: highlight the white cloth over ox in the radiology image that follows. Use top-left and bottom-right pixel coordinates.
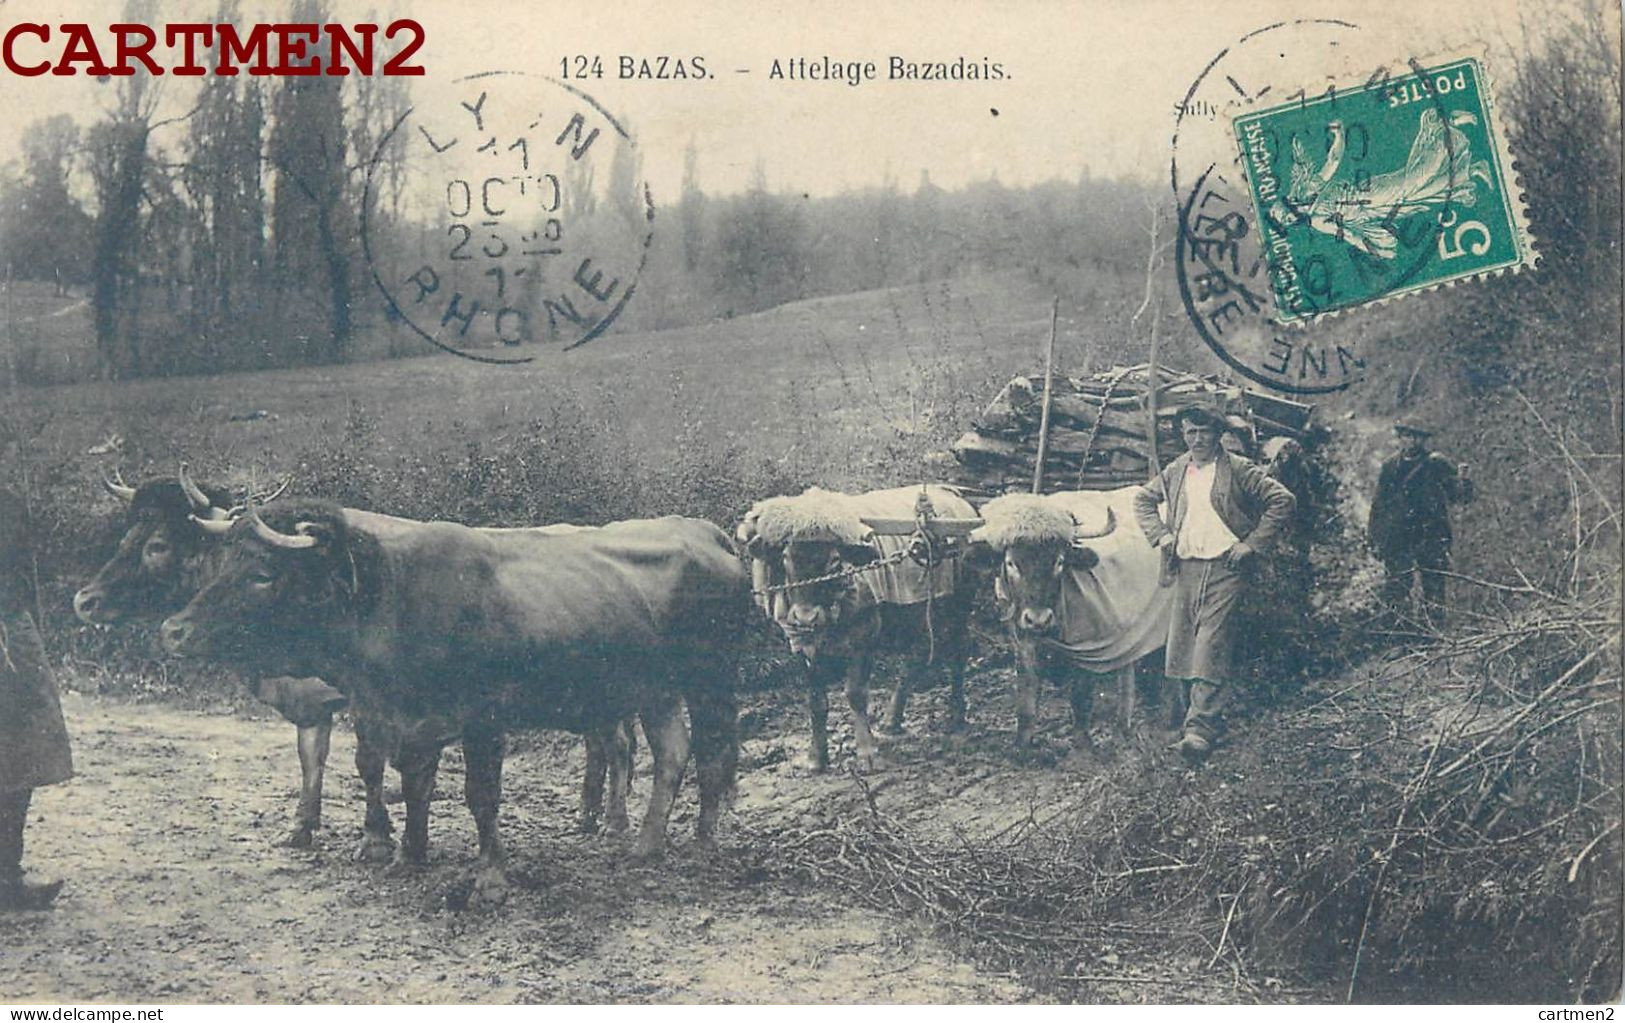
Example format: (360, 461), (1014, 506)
(749, 485), (973, 623)
(1039, 486), (1174, 672)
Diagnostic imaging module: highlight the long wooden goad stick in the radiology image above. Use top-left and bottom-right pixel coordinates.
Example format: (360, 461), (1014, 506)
(1032, 294), (1060, 494)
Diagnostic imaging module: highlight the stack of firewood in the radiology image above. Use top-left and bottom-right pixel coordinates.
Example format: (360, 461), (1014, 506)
(950, 364), (1317, 494)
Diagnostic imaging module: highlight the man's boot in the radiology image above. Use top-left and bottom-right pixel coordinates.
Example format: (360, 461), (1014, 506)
(1170, 732), (1211, 766)
(0, 788), (61, 911)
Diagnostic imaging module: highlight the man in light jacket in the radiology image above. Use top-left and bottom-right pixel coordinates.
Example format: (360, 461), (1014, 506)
(1133, 404), (1296, 765)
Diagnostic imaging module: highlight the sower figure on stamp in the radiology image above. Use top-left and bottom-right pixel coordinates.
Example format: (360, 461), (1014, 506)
(1368, 417), (1474, 625)
(1133, 404), (1296, 766)
(0, 482), (73, 911)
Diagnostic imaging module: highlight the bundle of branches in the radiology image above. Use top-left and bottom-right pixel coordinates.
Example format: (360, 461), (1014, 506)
(739, 562), (1617, 1002)
(1291, 590), (1621, 1001)
(949, 364), (1320, 495)
(740, 770), (1309, 1001)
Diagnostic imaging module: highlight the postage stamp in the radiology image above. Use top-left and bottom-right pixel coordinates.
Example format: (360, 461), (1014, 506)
(1232, 56), (1534, 323)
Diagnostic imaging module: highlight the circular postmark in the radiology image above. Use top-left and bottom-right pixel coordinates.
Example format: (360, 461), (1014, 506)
(1171, 22), (1470, 395)
(362, 72), (654, 363)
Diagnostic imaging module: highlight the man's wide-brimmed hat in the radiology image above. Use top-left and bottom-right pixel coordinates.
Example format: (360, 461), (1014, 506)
(1394, 417), (1433, 437)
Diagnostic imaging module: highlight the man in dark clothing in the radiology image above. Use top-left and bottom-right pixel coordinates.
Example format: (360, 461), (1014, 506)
(1368, 419), (1474, 620)
(0, 484), (72, 911)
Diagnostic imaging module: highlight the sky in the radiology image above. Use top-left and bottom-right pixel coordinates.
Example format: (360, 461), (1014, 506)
(0, 0), (1567, 202)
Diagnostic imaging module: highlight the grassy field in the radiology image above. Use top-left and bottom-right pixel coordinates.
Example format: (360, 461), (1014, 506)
(9, 272), (1063, 495)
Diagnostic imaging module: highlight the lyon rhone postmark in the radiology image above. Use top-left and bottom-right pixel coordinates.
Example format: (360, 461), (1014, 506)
(362, 71), (654, 363)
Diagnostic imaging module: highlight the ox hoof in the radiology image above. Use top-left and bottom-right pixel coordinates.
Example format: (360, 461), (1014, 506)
(470, 870), (509, 910)
(352, 832), (397, 865)
(279, 825), (316, 849)
(383, 848), (427, 877)
(1064, 737), (1100, 765)
(793, 752), (830, 774)
(855, 751), (890, 774)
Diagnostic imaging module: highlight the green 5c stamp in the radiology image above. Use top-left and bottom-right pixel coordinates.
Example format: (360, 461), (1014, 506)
(1233, 57), (1534, 323)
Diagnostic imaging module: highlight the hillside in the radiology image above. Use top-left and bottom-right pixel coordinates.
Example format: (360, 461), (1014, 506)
(4, 264), (1618, 1004)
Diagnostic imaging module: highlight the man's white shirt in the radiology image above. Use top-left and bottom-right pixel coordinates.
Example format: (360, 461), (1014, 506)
(1175, 459), (1240, 560)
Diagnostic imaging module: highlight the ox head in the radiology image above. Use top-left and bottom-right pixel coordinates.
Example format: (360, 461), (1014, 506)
(1262, 436), (1304, 478)
(159, 498), (352, 664)
(72, 464), (248, 625)
(968, 493), (1116, 636)
(736, 489), (879, 662)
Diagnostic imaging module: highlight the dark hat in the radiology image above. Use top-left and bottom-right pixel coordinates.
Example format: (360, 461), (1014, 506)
(1173, 402), (1226, 429)
(1394, 417), (1432, 437)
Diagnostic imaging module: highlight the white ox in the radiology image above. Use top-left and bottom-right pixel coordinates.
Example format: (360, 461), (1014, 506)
(969, 486), (1173, 747)
(737, 485), (976, 771)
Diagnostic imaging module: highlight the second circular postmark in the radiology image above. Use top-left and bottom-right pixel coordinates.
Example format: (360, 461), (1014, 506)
(1169, 22), (1510, 396)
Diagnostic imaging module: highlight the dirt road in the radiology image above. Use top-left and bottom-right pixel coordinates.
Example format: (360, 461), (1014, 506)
(0, 688), (1039, 1004)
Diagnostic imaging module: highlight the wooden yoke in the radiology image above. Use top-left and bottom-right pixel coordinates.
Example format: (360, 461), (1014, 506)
(860, 489), (983, 566)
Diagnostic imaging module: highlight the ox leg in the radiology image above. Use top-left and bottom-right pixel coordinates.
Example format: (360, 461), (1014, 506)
(805, 659), (833, 772)
(1014, 645), (1043, 747)
(352, 716), (396, 864)
(462, 725), (508, 908)
(631, 700), (689, 862)
(580, 732), (608, 836)
(1068, 670), (1098, 746)
(947, 647), (969, 735)
(883, 660), (918, 736)
(281, 718), (332, 848)
(606, 717), (636, 836)
(1117, 665), (1137, 735)
(845, 654), (881, 770)
(388, 744), (441, 873)
(581, 720), (635, 836)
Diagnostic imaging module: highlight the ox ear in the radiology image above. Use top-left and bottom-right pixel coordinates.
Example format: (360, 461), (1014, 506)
(840, 540), (880, 567)
(291, 520), (338, 551)
(959, 532), (999, 572)
(1064, 542), (1100, 571)
(741, 534), (771, 561)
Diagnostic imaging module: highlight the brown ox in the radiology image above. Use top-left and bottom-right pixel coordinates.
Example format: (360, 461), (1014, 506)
(968, 487), (1174, 747)
(161, 500), (744, 907)
(75, 470), (635, 857)
(737, 485), (975, 771)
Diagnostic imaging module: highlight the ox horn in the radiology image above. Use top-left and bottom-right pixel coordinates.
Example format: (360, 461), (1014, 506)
(100, 465), (137, 504)
(1072, 506), (1117, 541)
(247, 501), (319, 550)
(255, 474), (293, 505)
(226, 474), (293, 518)
(178, 462), (230, 520)
(190, 513), (235, 536)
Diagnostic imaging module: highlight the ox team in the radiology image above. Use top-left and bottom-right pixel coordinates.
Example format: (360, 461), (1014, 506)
(18, 401), (1299, 911)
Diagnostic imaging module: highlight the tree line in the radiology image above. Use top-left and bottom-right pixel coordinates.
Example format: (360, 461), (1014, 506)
(2, 0), (1612, 385)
